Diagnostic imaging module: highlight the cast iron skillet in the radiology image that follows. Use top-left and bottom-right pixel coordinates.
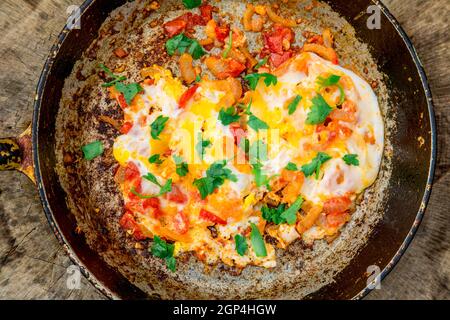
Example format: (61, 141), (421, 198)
(0, 0), (436, 299)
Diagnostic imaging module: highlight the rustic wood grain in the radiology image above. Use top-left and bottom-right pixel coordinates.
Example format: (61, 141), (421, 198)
(0, 0), (448, 299)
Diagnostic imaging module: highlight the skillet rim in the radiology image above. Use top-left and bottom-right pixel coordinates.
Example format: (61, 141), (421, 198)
(31, 0), (437, 300)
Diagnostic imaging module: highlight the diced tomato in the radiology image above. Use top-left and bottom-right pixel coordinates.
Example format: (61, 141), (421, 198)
(215, 24), (230, 42)
(119, 211), (146, 240)
(323, 196), (352, 215)
(199, 209), (227, 225)
(179, 84), (199, 108)
(124, 162), (140, 181)
(120, 121), (133, 134)
(163, 19), (187, 37)
(199, 3), (214, 22)
(229, 123), (246, 145)
(263, 24), (294, 54)
(117, 94), (128, 109)
(179, 12), (205, 29)
(165, 185), (187, 204)
(326, 212), (349, 228)
(269, 51), (293, 68)
(142, 198), (160, 209)
(173, 211), (189, 234)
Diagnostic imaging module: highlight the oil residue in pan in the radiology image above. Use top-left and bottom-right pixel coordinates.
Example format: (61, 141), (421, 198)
(55, 0), (394, 299)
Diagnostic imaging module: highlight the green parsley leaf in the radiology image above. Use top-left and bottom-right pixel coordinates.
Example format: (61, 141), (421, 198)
(182, 0), (201, 9)
(81, 141), (104, 160)
(150, 236), (176, 272)
(99, 64), (127, 87)
(234, 234), (248, 256)
(193, 161), (237, 199)
(150, 115), (169, 140)
(305, 94), (332, 125)
(343, 154), (359, 166)
(287, 95), (302, 115)
(114, 82), (144, 105)
(252, 162), (270, 188)
(159, 179), (173, 195)
(249, 140), (268, 163)
(254, 57), (268, 70)
(218, 106), (240, 125)
(165, 256), (176, 272)
(285, 162), (298, 171)
(261, 204), (287, 225)
(148, 154), (163, 165)
(301, 152), (332, 179)
(130, 178), (172, 198)
(196, 134), (212, 159)
(222, 30), (233, 58)
(248, 114), (269, 132)
(244, 73), (278, 91)
(173, 155), (189, 177)
(195, 74), (201, 83)
(142, 172), (161, 187)
(250, 223), (267, 257)
(239, 138), (250, 155)
(280, 196), (303, 225)
(317, 75), (345, 105)
(166, 33), (205, 59)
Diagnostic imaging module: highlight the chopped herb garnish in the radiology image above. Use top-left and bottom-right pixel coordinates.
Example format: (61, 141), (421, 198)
(81, 141), (104, 160)
(234, 234), (248, 256)
(131, 178), (172, 198)
(218, 106), (240, 125)
(166, 33), (206, 59)
(254, 57), (268, 70)
(195, 134), (212, 159)
(287, 95), (302, 115)
(150, 115), (169, 140)
(148, 154), (163, 165)
(193, 160), (237, 199)
(239, 138), (250, 155)
(317, 74), (345, 105)
(343, 154), (359, 166)
(222, 30), (233, 58)
(280, 196), (303, 225)
(115, 82), (144, 105)
(150, 236), (176, 272)
(173, 155), (189, 177)
(244, 73), (278, 90)
(99, 64), (127, 87)
(261, 204), (287, 225)
(301, 152), (332, 179)
(142, 172), (161, 187)
(251, 162), (270, 188)
(305, 94), (333, 125)
(249, 140), (268, 163)
(195, 74), (201, 83)
(182, 0), (201, 9)
(248, 114), (269, 132)
(250, 223), (267, 257)
(285, 162), (298, 171)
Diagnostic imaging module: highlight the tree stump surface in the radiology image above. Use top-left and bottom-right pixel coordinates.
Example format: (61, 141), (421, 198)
(0, 0), (448, 299)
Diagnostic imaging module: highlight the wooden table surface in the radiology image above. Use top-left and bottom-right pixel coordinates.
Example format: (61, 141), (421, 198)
(0, 0), (448, 300)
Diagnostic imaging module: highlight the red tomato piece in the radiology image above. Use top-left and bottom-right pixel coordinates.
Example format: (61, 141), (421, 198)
(173, 211), (189, 234)
(323, 196), (352, 215)
(165, 185), (188, 204)
(143, 198), (160, 209)
(215, 24), (230, 42)
(199, 3), (214, 22)
(119, 211), (146, 240)
(326, 212), (349, 228)
(263, 24), (294, 54)
(117, 94), (128, 109)
(120, 121), (133, 134)
(179, 84), (199, 108)
(163, 19), (187, 37)
(216, 59), (246, 79)
(124, 162), (140, 181)
(199, 209), (227, 225)
(269, 51), (293, 68)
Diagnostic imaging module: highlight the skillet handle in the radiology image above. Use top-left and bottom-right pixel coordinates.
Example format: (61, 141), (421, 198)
(0, 125), (35, 184)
